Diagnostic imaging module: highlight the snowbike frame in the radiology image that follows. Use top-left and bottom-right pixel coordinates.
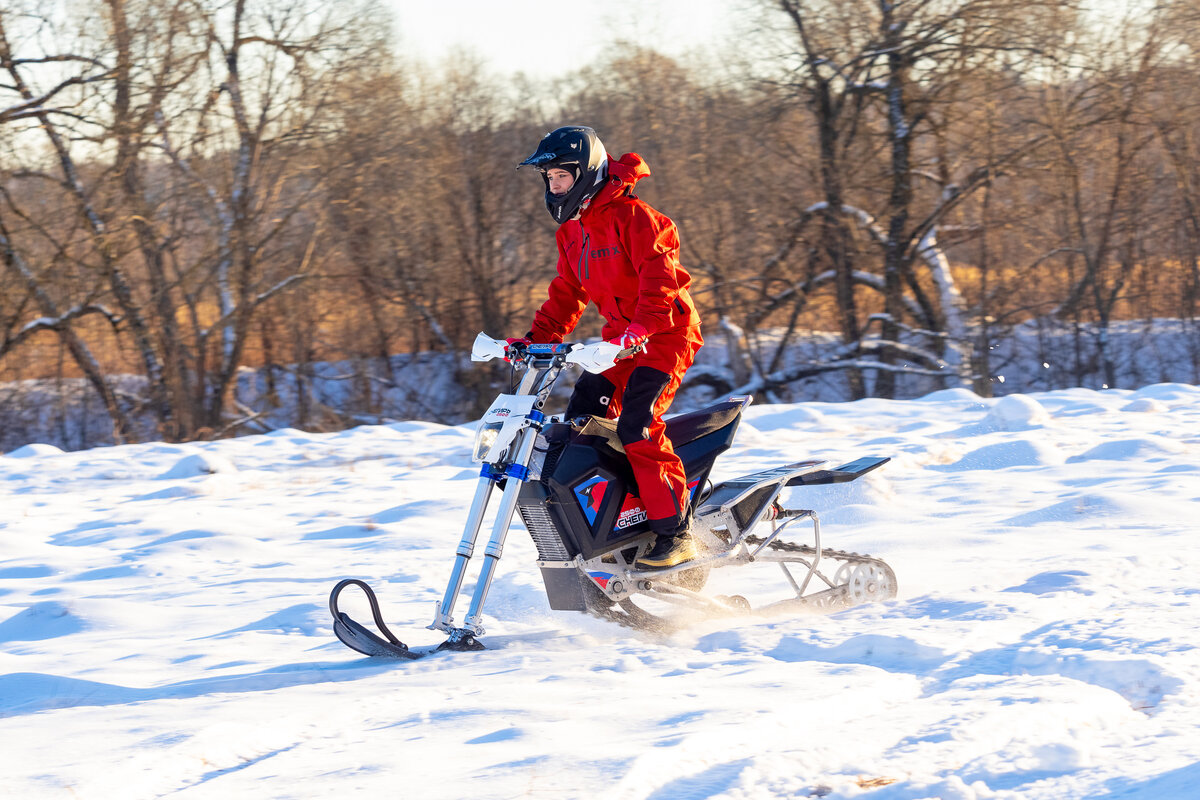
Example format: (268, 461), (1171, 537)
(329, 334), (896, 658)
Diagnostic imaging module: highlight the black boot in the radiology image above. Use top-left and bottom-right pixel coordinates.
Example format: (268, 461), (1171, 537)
(634, 532), (697, 570)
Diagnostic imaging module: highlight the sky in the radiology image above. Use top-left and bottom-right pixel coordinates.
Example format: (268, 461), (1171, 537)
(386, 0), (1150, 79)
(388, 0), (744, 77)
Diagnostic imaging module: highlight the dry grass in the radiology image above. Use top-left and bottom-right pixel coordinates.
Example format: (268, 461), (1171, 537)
(3, 258), (1194, 383)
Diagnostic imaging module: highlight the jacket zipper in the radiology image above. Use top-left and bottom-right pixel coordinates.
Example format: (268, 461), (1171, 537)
(578, 232), (590, 280)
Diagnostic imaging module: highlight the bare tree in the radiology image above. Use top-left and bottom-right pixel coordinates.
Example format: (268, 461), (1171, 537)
(1032, 7), (1174, 388)
(0, 3), (135, 440)
(765, 0), (1075, 397)
(1, 0), (387, 440)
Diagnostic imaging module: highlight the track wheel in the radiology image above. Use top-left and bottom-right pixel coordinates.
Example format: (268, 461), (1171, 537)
(835, 561), (898, 605)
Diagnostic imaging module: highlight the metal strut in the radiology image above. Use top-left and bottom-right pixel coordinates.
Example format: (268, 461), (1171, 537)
(584, 528), (897, 631)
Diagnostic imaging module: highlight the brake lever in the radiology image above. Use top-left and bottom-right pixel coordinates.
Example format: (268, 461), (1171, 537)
(616, 341), (646, 360)
(504, 342), (529, 364)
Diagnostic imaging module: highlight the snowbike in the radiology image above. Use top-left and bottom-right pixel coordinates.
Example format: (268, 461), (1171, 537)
(329, 334), (897, 658)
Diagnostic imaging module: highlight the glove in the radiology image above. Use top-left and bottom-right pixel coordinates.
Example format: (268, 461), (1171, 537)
(607, 324), (648, 357)
(504, 336), (531, 362)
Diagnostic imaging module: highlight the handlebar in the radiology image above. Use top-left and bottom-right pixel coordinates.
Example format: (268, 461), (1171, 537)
(470, 333), (641, 374)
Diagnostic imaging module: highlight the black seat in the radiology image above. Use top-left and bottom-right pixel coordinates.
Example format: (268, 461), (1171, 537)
(547, 397), (749, 516)
(664, 398), (747, 448)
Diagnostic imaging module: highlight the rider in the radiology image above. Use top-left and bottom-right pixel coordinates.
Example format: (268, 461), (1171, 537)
(512, 125), (703, 570)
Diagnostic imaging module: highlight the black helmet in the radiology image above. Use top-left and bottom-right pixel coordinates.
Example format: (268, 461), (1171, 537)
(518, 126), (608, 224)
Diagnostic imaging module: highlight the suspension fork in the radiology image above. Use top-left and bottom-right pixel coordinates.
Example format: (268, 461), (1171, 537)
(430, 363), (553, 637)
(430, 475), (497, 633)
(430, 425), (539, 637)
(461, 427), (539, 635)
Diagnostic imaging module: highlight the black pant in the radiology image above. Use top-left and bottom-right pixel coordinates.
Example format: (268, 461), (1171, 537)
(566, 367), (672, 446)
(566, 366), (684, 534)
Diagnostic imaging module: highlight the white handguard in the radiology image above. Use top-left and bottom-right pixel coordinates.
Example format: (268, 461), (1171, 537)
(566, 340), (624, 374)
(471, 332), (508, 362)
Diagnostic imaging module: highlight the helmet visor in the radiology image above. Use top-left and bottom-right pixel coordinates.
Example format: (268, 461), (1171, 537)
(518, 150), (564, 170)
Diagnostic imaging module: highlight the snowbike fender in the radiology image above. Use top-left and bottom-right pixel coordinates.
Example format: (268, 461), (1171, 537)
(787, 456), (890, 486)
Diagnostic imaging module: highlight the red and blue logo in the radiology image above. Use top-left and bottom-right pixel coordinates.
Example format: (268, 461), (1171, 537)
(573, 475), (609, 526)
(588, 571), (615, 589)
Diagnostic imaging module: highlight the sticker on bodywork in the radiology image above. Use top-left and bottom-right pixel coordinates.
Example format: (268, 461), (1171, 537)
(613, 494), (648, 531)
(573, 475), (609, 526)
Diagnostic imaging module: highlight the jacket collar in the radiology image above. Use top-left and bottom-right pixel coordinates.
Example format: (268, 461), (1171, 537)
(581, 153), (650, 218)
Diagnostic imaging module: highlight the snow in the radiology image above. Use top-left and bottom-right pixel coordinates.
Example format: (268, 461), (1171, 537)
(2, 382), (1199, 799)
(157, 451), (240, 479)
(982, 394), (1052, 430)
(5, 442), (65, 458)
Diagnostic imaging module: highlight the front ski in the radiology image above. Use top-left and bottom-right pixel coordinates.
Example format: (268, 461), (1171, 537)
(329, 579), (490, 658)
(329, 579), (423, 658)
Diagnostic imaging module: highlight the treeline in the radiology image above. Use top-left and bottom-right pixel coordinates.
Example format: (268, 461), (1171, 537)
(2, 0), (1199, 447)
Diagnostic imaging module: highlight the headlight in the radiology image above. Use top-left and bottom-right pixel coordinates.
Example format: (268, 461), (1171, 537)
(472, 421), (504, 463)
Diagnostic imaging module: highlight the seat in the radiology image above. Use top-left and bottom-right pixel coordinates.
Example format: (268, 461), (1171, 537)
(664, 397), (747, 448)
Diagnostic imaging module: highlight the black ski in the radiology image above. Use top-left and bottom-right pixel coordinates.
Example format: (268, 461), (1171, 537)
(329, 579), (423, 659)
(330, 579), (489, 658)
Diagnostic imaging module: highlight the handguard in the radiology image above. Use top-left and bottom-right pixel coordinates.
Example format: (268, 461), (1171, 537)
(565, 341), (626, 373)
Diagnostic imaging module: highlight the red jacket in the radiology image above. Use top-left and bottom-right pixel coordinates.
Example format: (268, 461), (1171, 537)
(529, 153), (702, 362)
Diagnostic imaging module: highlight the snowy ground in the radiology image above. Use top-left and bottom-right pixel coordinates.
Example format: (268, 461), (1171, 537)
(2, 382), (1199, 799)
